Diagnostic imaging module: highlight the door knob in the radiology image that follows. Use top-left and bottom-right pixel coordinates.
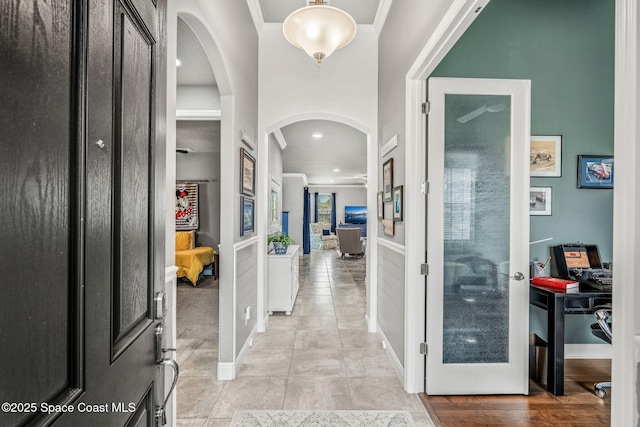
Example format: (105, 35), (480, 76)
(510, 272), (525, 281)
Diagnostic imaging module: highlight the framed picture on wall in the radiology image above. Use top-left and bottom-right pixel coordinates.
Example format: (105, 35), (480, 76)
(392, 185), (403, 221)
(240, 147), (256, 196)
(529, 187), (552, 216)
(382, 219), (394, 236)
(240, 196), (254, 236)
(577, 155), (614, 189)
(377, 191), (384, 219)
(383, 158), (394, 202)
(530, 135), (562, 177)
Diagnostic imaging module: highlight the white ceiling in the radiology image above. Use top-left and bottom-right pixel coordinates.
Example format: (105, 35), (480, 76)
(176, 2), (380, 185)
(280, 120), (367, 186)
(258, 0), (380, 25)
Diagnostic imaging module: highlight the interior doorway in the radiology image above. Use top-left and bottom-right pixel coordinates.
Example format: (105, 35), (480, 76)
(174, 15), (222, 414)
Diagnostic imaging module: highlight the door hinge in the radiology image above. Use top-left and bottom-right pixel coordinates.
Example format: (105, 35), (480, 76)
(420, 342), (428, 355)
(420, 263), (428, 276)
(420, 181), (429, 195)
(422, 102), (430, 114)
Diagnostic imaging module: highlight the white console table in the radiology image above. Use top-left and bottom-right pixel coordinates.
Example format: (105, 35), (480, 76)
(267, 244), (300, 315)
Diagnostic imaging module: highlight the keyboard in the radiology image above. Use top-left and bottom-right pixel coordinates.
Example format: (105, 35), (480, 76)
(580, 277), (612, 291)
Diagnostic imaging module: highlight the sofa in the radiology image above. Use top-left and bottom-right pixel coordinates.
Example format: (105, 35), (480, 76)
(309, 222), (338, 250)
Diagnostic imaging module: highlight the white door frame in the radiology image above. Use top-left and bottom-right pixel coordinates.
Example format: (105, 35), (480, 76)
(403, 0), (490, 393)
(612, 0), (638, 425)
(405, 0), (638, 424)
(425, 77), (530, 395)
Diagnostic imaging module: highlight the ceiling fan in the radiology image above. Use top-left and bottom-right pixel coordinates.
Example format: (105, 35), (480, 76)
(457, 103), (506, 124)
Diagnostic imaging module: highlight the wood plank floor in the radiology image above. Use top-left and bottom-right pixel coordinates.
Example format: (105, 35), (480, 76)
(420, 359), (611, 426)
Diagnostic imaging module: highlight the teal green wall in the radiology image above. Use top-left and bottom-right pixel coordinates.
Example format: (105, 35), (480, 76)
(432, 0), (614, 344)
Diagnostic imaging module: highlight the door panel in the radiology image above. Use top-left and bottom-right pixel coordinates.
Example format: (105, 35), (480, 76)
(0, 0), (167, 425)
(0, 2), (82, 426)
(113, 0), (154, 354)
(426, 78), (530, 395)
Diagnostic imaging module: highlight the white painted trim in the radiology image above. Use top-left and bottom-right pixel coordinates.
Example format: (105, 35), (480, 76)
(306, 184), (365, 188)
(165, 266), (179, 278)
(364, 314), (376, 333)
(217, 362), (235, 380)
(403, 0), (491, 394)
(282, 173), (308, 186)
(380, 134), (398, 158)
(565, 344), (612, 359)
(403, 79), (426, 394)
(163, 265), (178, 427)
(241, 129), (256, 150)
(176, 109), (221, 120)
(377, 237), (406, 255)
(258, 312), (269, 333)
(373, 0), (393, 36)
(612, 1), (638, 425)
(377, 324), (405, 383)
(406, 0), (490, 80)
(234, 236), (259, 251)
(245, 0), (265, 34)
(232, 237), (260, 368)
(273, 129), (287, 150)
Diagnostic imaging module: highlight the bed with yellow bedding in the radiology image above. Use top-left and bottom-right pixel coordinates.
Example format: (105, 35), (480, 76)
(175, 231), (215, 286)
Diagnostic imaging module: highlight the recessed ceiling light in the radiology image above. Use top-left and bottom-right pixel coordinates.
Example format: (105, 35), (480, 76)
(329, 180), (334, 183)
(176, 58), (182, 67)
(333, 168), (340, 172)
(312, 132), (323, 139)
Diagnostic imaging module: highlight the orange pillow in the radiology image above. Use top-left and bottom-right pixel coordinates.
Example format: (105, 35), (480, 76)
(175, 231), (194, 251)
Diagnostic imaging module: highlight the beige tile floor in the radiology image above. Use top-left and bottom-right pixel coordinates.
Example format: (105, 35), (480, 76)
(176, 249), (433, 426)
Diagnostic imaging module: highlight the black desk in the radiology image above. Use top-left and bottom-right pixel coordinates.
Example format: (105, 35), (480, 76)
(529, 283), (612, 396)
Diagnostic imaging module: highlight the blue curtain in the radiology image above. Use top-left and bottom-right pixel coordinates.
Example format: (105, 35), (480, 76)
(303, 187), (311, 254)
(314, 192), (319, 223)
(331, 192), (337, 233)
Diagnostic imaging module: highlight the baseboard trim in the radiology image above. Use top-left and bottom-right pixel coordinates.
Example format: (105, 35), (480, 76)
(365, 314), (376, 333)
(217, 324), (259, 381)
(217, 362), (235, 380)
(565, 344), (612, 359)
(377, 324), (404, 384)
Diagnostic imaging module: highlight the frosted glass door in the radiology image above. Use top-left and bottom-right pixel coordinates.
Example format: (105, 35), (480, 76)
(426, 78), (530, 395)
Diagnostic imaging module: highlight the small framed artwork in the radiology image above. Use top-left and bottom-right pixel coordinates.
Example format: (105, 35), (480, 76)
(529, 187), (552, 216)
(240, 147), (256, 196)
(383, 158), (394, 202)
(392, 185), (403, 221)
(377, 191), (384, 219)
(382, 219), (394, 236)
(240, 196), (254, 236)
(530, 135), (562, 177)
(577, 155), (613, 189)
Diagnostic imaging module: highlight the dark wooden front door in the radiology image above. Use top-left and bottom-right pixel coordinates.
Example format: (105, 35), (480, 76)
(0, 0), (167, 426)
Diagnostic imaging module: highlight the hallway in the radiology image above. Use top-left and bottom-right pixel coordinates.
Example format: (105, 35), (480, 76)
(176, 249), (433, 426)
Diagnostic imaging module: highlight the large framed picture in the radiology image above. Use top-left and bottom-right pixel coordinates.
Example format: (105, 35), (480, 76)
(392, 185), (403, 221)
(240, 147), (256, 196)
(577, 155), (613, 189)
(530, 135), (562, 177)
(529, 187), (552, 216)
(383, 158), (394, 202)
(240, 196), (254, 236)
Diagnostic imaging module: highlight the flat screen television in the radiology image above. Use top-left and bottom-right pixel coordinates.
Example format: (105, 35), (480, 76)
(344, 206), (367, 224)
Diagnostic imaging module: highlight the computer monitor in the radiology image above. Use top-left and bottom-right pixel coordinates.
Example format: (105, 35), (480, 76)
(552, 243), (605, 278)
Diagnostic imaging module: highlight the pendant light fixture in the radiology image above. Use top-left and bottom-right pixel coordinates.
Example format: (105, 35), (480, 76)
(283, 0), (357, 67)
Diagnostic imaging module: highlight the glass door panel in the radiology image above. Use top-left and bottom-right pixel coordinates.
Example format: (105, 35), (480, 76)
(426, 78), (530, 395)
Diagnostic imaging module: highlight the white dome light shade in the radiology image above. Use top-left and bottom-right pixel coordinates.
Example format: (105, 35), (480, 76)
(283, 5), (357, 66)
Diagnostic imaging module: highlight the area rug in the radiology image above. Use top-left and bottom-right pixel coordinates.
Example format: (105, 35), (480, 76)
(230, 410), (416, 426)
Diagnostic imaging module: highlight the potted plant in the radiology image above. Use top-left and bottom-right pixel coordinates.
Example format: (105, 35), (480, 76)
(268, 232), (294, 255)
